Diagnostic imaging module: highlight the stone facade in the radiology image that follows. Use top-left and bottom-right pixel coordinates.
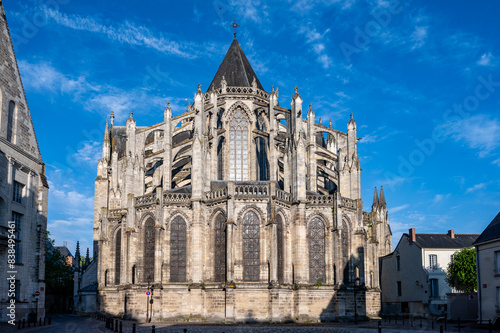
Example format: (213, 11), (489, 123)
(0, 2), (49, 323)
(92, 37), (392, 322)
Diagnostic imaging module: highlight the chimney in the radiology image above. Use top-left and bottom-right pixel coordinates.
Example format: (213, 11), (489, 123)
(409, 228), (416, 243)
(448, 229), (455, 238)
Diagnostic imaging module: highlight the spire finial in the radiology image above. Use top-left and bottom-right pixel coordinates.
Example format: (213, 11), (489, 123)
(350, 112), (353, 121)
(110, 111), (114, 126)
(309, 103), (312, 110)
(373, 187), (379, 207)
(380, 186), (386, 206)
(197, 82), (202, 92)
(272, 85), (275, 92)
(230, 19), (240, 38)
(319, 117), (322, 125)
(167, 100), (170, 108)
(129, 110), (133, 119)
(329, 118), (332, 128)
(294, 86), (298, 94)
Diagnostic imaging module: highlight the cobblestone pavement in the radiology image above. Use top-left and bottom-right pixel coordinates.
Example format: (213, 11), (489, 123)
(0, 314), (494, 333)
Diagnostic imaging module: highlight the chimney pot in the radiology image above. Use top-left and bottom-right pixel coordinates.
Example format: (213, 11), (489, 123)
(409, 228), (416, 243)
(448, 229), (455, 238)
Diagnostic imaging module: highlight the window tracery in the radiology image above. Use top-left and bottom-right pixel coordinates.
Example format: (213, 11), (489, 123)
(309, 217), (325, 283)
(214, 213), (226, 282)
(229, 109), (248, 181)
(170, 216), (187, 282)
(243, 211), (260, 281)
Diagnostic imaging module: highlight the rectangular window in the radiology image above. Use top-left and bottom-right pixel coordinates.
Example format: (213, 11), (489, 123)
(397, 281), (402, 296)
(12, 212), (22, 263)
(497, 287), (500, 311)
(430, 279), (439, 297)
(396, 256), (401, 271)
(495, 251), (500, 275)
(429, 254), (438, 269)
(13, 181), (23, 204)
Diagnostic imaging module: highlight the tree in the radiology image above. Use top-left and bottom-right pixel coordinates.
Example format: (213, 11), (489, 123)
(45, 232), (74, 294)
(445, 247), (477, 293)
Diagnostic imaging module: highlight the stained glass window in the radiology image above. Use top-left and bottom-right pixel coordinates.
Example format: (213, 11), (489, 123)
(229, 109), (249, 181)
(143, 218), (155, 282)
(7, 101), (15, 142)
(115, 229), (121, 285)
(276, 214), (284, 283)
(243, 211), (260, 281)
(214, 213), (226, 282)
(256, 137), (269, 181)
(309, 218), (325, 283)
(170, 216), (187, 282)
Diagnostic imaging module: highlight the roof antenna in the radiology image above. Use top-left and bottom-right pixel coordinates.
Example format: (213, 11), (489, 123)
(230, 19), (240, 38)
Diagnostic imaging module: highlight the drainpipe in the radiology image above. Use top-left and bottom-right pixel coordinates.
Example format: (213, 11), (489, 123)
(476, 246), (482, 324)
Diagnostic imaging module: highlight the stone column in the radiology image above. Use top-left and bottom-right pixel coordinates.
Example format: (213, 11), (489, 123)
(226, 182), (235, 281)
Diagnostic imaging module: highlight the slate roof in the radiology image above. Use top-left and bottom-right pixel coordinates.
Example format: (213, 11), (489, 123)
(403, 233), (479, 249)
(208, 38), (264, 91)
(55, 246), (73, 257)
(474, 212), (500, 245)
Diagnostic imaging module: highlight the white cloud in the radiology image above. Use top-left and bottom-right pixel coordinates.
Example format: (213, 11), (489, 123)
(492, 158), (500, 167)
(298, 26), (332, 69)
(410, 26), (428, 50)
(477, 52), (494, 66)
(44, 7), (196, 58)
(70, 141), (102, 166)
(433, 193), (450, 203)
(465, 182), (487, 194)
(389, 204), (409, 214)
(443, 115), (500, 157)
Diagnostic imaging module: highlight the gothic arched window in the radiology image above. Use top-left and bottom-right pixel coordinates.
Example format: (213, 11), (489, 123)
(276, 214), (284, 283)
(217, 137), (224, 180)
(229, 109), (248, 181)
(143, 218), (155, 282)
(309, 217), (325, 283)
(170, 216), (187, 282)
(7, 101), (15, 142)
(342, 218), (350, 283)
(256, 137), (269, 181)
(115, 229), (121, 285)
(214, 213), (226, 282)
(243, 211), (260, 281)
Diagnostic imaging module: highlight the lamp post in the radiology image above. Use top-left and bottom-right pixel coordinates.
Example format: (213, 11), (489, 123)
(146, 275), (151, 323)
(354, 277), (360, 324)
(149, 285), (154, 323)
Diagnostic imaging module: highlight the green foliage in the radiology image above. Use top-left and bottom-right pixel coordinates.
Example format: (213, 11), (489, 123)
(45, 233), (74, 294)
(445, 247), (477, 293)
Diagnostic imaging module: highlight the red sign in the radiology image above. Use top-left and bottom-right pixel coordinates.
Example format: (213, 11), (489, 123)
(146, 291), (151, 296)
(34, 291), (40, 296)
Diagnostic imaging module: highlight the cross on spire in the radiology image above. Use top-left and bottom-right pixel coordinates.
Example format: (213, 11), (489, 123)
(230, 20), (240, 38)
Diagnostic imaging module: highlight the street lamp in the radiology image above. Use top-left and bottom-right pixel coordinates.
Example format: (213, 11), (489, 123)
(354, 277), (360, 324)
(146, 275), (152, 323)
(149, 285), (154, 323)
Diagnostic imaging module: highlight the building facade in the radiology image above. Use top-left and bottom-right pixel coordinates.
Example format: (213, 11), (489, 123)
(474, 212), (500, 325)
(0, 2), (49, 323)
(93, 37), (392, 322)
(381, 228), (478, 316)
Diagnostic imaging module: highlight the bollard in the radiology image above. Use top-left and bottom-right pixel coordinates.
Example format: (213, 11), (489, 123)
(111, 318), (114, 330)
(184, 329), (187, 333)
(420, 316), (422, 328)
(444, 317), (447, 331)
(44, 317), (46, 325)
(378, 320), (382, 333)
(489, 319), (493, 333)
(119, 321), (122, 333)
(34, 317), (36, 327)
(132, 323), (136, 333)
(27, 319), (30, 328)
(440, 325), (443, 333)
(152, 325), (155, 333)
(18, 319), (21, 330)
(39, 318), (42, 326)
(22, 319), (25, 328)
(115, 319), (118, 332)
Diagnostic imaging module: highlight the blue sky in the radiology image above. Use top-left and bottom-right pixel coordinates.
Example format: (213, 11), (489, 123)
(4, 0), (499, 255)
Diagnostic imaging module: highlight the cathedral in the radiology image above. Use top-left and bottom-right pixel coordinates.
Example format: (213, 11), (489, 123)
(91, 36), (392, 322)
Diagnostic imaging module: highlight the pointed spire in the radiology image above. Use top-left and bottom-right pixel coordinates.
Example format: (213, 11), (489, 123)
(86, 247), (90, 265)
(129, 111), (133, 119)
(373, 187), (379, 207)
(208, 38), (263, 91)
(380, 186), (386, 206)
(103, 119), (110, 142)
(329, 119), (332, 128)
(319, 117), (322, 125)
(75, 241), (80, 257)
(197, 82), (202, 93)
(110, 111), (114, 126)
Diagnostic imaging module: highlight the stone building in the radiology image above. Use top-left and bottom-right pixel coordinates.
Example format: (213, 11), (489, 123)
(93, 37), (392, 322)
(381, 228), (478, 316)
(0, 2), (49, 323)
